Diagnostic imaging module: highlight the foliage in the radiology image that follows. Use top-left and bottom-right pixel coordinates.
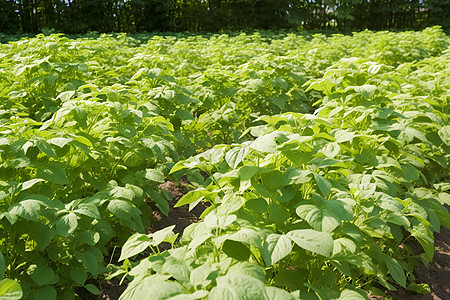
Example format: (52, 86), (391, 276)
(0, 28), (449, 298)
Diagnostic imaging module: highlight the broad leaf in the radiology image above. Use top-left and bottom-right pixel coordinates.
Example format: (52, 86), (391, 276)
(261, 234), (292, 266)
(107, 200), (144, 232)
(225, 147), (249, 169)
(286, 229), (333, 257)
(119, 233), (151, 261)
(56, 212), (78, 237)
(314, 173), (332, 196)
(36, 165), (68, 185)
(0, 279), (23, 300)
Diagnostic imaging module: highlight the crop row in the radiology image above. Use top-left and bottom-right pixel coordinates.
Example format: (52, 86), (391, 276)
(0, 27), (449, 299)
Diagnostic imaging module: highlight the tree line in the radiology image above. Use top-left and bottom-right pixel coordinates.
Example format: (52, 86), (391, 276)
(0, 0), (448, 34)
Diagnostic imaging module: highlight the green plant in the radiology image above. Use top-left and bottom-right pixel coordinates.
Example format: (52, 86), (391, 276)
(1, 28), (448, 299)
(115, 54), (449, 299)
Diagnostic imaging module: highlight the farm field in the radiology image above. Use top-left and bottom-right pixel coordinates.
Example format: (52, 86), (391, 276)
(0, 27), (449, 299)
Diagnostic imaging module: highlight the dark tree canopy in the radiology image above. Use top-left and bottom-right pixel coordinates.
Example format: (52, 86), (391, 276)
(0, 0), (448, 33)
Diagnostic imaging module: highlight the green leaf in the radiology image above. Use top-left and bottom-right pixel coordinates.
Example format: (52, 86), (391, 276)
(56, 91), (75, 102)
(261, 170), (283, 190)
(36, 140), (57, 158)
(0, 279), (23, 300)
(40, 61), (51, 72)
(8, 199), (43, 222)
(56, 212), (78, 237)
(76, 248), (103, 275)
(13, 65), (27, 76)
(73, 203), (101, 219)
(385, 256), (406, 287)
(33, 286), (56, 300)
(438, 125), (449, 146)
(310, 157), (341, 169)
(118, 125), (137, 139)
(152, 225), (177, 246)
(175, 189), (211, 208)
(296, 204), (341, 232)
(120, 277), (184, 300)
(383, 140), (400, 156)
(107, 200), (144, 232)
(20, 178), (45, 191)
(217, 229), (261, 249)
(253, 183), (271, 198)
(245, 198), (268, 213)
(36, 165), (68, 185)
(401, 163), (419, 181)
(286, 229), (333, 257)
(70, 268), (87, 285)
(208, 284), (241, 300)
(204, 213), (237, 229)
(29, 223), (56, 250)
(169, 160), (190, 174)
(189, 264), (214, 289)
(84, 284), (101, 295)
(28, 265), (58, 286)
(10, 157), (30, 168)
(110, 185), (143, 201)
(314, 173), (332, 196)
(211, 273), (265, 300)
(78, 230), (101, 246)
(438, 192), (450, 207)
(275, 77), (288, 90)
(337, 289), (366, 300)
(226, 262), (265, 282)
(411, 228), (434, 262)
(188, 233), (213, 251)
(124, 152), (143, 167)
(0, 254), (5, 278)
(261, 234), (292, 266)
(147, 188), (170, 216)
(334, 130), (357, 143)
(47, 137), (73, 148)
(250, 134), (277, 153)
(239, 166), (260, 181)
(406, 283), (431, 294)
(332, 238), (357, 256)
(264, 286), (296, 300)
(71, 134), (93, 148)
(175, 109), (195, 121)
(319, 142), (340, 158)
(144, 169), (165, 183)
(353, 85), (377, 99)
(222, 240), (251, 261)
(225, 147), (249, 169)
(283, 168), (312, 185)
(168, 291), (209, 300)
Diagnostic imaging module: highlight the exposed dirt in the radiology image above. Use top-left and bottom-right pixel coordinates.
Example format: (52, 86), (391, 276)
(369, 226), (450, 300)
(396, 226), (449, 300)
(96, 179), (208, 300)
(99, 278), (127, 300)
(86, 181), (449, 300)
(150, 179), (209, 235)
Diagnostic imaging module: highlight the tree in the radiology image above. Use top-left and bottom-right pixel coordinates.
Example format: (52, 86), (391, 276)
(0, 0), (20, 33)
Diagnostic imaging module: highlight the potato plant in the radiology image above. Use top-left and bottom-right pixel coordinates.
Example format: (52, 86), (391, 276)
(0, 27), (448, 299)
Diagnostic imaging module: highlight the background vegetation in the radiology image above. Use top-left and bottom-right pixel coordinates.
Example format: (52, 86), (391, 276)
(0, 0), (449, 34)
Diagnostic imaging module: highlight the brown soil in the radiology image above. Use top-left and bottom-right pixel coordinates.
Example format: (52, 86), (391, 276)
(150, 179), (209, 235)
(97, 179), (208, 300)
(98, 278), (127, 300)
(369, 226), (450, 300)
(85, 181), (449, 300)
